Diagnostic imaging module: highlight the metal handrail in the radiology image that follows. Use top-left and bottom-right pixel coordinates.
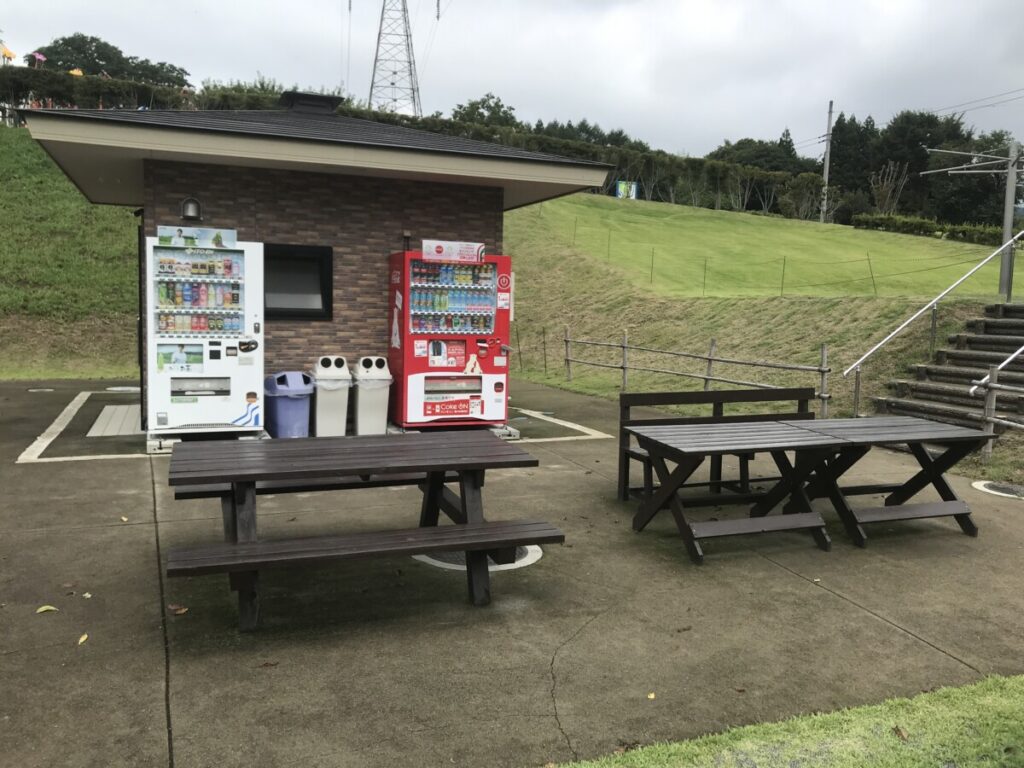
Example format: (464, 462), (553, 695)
(843, 230), (1024, 377)
(968, 341), (1024, 395)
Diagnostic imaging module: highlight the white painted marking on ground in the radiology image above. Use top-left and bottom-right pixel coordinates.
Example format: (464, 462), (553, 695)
(511, 407), (613, 443)
(971, 480), (1024, 500)
(16, 391), (146, 464)
(86, 405), (143, 437)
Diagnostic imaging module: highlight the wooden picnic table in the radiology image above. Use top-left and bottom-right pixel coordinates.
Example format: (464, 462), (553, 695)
(627, 416), (987, 563)
(166, 430), (562, 630)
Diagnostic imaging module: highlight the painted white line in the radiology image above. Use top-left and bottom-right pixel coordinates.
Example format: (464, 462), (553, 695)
(971, 480), (1024, 500)
(16, 391), (146, 464)
(412, 544), (544, 572)
(511, 407), (613, 443)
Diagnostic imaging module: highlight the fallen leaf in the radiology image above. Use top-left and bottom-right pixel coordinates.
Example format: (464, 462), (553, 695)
(82, 592), (92, 599)
(677, 626), (692, 633)
(646, 692), (656, 700)
(120, 516), (129, 523)
(65, 590), (76, 596)
(735, 688), (747, 693)
(257, 661), (279, 668)
(36, 605), (59, 614)
(61, 581), (76, 589)
(813, 578), (821, 583)
(78, 633), (88, 645)
(167, 604), (189, 616)
(893, 725), (909, 741)
(287, 517), (297, 522)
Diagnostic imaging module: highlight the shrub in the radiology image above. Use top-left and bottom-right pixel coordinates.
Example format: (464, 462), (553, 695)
(851, 213), (1002, 246)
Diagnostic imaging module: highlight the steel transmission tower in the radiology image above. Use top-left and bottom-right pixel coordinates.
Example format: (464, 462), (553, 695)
(369, 0), (422, 116)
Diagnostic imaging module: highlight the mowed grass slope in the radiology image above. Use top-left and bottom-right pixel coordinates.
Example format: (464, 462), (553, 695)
(531, 194), (1007, 298)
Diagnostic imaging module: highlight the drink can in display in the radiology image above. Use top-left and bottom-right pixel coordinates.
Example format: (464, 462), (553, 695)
(175, 283), (183, 305)
(231, 283), (240, 306)
(214, 258), (224, 277)
(183, 282), (192, 305)
(189, 315), (198, 332)
(157, 282), (168, 306)
(199, 284), (208, 307)
(223, 257), (232, 277)
(215, 285), (224, 307)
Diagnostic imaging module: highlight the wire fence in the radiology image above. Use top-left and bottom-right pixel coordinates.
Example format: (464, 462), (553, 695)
(508, 323), (832, 417)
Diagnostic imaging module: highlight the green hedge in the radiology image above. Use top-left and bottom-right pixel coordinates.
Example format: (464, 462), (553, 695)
(0, 66), (184, 110)
(851, 213), (1003, 246)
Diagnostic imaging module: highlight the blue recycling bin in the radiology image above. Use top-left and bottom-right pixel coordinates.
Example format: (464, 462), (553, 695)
(264, 371), (315, 438)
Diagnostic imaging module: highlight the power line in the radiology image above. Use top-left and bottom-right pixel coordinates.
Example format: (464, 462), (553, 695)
(928, 86), (1024, 113)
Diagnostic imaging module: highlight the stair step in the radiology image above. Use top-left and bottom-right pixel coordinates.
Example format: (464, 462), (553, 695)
(935, 348), (1024, 371)
(966, 317), (1024, 335)
(985, 303), (1024, 319)
(873, 396), (1024, 430)
(910, 364), (1024, 386)
(948, 333), (1024, 352)
(888, 379), (1024, 409)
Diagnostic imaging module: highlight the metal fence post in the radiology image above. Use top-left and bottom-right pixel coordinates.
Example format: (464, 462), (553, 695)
(515, 323), (523, 372)
(819, 343), (829, 418)
(929, 303), (939, 358)
(853, 366), (862, 417)
(704, 339), (717, 391)
(621, 330), (629, 391)
(564, 325), (572, 381)
(542, 327), (548, 375)
(982, 366), (998, 462)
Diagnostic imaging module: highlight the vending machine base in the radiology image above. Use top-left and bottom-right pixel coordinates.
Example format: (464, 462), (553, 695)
(146, 429), (268, 455)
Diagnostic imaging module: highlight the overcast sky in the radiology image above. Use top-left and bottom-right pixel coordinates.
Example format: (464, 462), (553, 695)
(4, 0), (1022, 157)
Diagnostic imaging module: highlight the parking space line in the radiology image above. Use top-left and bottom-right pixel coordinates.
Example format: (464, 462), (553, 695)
(16, 391), (147, 464)
(511, 407), (613, 443)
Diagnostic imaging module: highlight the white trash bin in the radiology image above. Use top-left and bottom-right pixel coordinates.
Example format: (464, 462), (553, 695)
(353, 356), (392, 436)
(313, 355), (352, 437)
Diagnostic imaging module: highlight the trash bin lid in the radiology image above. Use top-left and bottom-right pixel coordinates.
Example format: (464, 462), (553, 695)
(353, 356), (391, 380)
(264, 371), (315, 396)
(314, 355), (352, 381)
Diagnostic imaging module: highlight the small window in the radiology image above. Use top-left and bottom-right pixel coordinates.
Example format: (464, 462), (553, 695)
(264, 244), (333, 320)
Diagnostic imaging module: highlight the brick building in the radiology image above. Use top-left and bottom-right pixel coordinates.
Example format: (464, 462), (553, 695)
(21, 94), (607, 372)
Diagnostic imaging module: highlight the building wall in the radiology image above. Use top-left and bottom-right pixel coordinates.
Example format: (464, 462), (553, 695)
(143, 160), (504, 370)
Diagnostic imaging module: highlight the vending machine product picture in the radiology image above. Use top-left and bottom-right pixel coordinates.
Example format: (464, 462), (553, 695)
(144, 236), (264, 435)
(388, 250), (512, 427)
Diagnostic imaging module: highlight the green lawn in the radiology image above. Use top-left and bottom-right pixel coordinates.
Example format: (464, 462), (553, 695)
(523, 195), (1011, 299)
(564, 675), (1024, 768)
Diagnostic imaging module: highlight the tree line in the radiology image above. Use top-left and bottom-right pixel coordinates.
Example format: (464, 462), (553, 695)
(1, 33), (1014, 230)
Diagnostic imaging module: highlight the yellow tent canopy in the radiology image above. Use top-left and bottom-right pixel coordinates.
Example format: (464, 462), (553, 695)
(1, 45), (16, 61)
(69, 67), (84, 76)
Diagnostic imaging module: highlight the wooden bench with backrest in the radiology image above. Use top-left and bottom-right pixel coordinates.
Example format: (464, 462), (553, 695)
(618, 387), (817, 504)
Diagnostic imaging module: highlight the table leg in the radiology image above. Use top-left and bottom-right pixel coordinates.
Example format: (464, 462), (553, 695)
(894, 442), (980, 537)
(811, 446), (870, 547)
(632, 455), (704, 533)
(419, 471), (446, 527)
(648, 454), (704, 564)
(230, 481), (260, 631)
(459, 470), (491, 606)
(749, 449), (830, 518)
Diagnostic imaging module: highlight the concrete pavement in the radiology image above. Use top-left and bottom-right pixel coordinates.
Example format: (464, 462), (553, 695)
(1, 378), (1022, 767)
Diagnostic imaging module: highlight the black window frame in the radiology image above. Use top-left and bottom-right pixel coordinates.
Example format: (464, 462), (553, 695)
(263, 243), (334, 321)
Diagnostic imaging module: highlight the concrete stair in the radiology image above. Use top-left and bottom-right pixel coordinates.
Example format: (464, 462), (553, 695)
(873, 303), (1024, 432)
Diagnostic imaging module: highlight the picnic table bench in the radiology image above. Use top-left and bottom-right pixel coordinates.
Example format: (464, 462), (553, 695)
(627, 415), (986, 563)
(166, 430), (563, 630)
(619, 387), (817, 503)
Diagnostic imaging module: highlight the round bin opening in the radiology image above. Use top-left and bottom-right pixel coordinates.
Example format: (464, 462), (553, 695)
(320, 357), (332, 368)
(412, 545), (543, 572)
(374, 358), (386, 369)
(361, 358), (373, 369)
(334, 357), (346, 368)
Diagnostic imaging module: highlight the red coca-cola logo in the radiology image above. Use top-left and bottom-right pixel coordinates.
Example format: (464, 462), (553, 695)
(497, 274), (511, 290)
(435, 245), (444, 254)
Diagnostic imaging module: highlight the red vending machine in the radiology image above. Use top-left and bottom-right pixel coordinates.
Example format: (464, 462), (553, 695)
(388, 247), (512, 428)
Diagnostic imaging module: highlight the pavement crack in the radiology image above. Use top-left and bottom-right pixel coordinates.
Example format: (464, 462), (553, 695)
(759, 552), (982, 675)
(149, 457), (176, 768)
(549, 611), (604, 761)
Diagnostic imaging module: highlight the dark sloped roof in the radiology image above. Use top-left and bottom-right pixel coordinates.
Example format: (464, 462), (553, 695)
(26, 108), (608, 167)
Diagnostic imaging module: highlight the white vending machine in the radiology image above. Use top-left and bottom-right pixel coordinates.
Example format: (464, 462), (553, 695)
(144, 231), (264, 438)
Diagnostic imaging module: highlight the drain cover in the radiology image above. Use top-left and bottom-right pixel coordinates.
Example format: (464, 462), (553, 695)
(972, 480), (1024, 500)
(413, 545), (543, 572)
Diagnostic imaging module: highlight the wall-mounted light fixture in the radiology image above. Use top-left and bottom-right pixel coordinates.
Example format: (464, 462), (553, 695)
(180, 197), (203, 221)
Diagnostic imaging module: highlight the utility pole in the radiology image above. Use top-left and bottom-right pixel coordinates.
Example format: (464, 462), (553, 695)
(922, 143), (1023, 301)
(1000, 140), (1019, 301)
(819, 99), (834, 224)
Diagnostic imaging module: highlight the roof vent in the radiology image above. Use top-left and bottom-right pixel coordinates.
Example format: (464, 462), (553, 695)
(279, 91), (345, 114)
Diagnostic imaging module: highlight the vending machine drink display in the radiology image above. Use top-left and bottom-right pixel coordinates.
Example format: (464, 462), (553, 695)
(144, 229), (264, 435)
(388, 246), (511, 427)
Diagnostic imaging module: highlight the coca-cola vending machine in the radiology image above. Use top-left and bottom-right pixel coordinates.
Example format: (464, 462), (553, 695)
(388, 242), (512, 428)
